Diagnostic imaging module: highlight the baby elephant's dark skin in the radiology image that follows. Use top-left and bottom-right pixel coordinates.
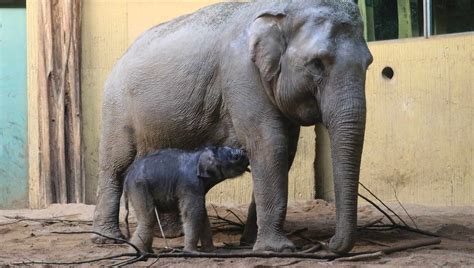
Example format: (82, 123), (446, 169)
(123, 146), (249, 253)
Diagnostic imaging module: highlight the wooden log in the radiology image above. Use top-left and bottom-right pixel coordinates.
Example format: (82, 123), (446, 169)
(357, 0), (375, 41)
(69, 0), (84, 203)
(36, 0), (83, 205)
(60, 0), (84, 203)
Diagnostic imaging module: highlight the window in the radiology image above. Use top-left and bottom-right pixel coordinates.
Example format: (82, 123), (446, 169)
(356, 0), (423, 41)
(432, 0), (474, 35)
(0, 0), (25, 7)
(356, 0), (474, 41)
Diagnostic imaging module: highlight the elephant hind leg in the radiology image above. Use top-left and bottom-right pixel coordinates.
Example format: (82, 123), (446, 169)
(92, 123), (136, 244)
(129, 180), (156, 253)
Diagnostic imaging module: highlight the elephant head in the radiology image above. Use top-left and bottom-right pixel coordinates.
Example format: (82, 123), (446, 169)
(197, 147), (250, 185)
(248, 0), (373, 254)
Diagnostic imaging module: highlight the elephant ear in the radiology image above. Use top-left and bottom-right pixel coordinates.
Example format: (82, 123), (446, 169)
(249, 10), (287, 82)
(197, 148), (220, 179)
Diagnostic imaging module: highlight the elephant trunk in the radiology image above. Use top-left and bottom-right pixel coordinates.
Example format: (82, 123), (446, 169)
(324, 86), (366, 254)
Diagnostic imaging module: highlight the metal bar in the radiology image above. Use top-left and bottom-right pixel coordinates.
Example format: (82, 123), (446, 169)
(427, 0), (432, 37)
(423, 0), (427, 37)
(423, 0), (432, 37)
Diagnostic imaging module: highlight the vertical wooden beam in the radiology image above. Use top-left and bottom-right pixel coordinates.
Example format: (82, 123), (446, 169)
(36, 0), (83, 205)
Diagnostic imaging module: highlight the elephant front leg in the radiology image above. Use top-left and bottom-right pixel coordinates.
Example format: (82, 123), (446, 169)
(199, 210), (215, 252)
(250, 134), (295, 252)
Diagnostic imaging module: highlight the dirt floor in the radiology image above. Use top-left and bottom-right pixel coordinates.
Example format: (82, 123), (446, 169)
(1, 200), (473, 267)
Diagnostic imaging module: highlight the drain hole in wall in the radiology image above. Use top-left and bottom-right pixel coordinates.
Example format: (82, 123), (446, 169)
(382, 67), (394, 80)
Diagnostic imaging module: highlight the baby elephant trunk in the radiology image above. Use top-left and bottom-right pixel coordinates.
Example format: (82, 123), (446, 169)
(228, 148), (251, 172)
(214, 147), (251, 179)
(232, 148), (248, 162)
(231, 148), (247, 159)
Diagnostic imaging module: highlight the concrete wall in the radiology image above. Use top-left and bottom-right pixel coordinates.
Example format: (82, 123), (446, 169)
(33, 1), (471, 207)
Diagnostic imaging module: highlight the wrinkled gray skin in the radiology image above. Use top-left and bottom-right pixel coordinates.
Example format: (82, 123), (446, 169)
(123, 147), (249, 253)
(93, 0), (372, 254)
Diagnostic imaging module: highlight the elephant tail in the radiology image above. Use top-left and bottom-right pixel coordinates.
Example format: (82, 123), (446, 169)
(123, 185), (131, 240)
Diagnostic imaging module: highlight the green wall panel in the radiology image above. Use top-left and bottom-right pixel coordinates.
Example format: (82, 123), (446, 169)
(0, 7), (28, 208)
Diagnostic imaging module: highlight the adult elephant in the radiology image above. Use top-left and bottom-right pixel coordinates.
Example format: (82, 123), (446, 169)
(93, 0), (372, 254)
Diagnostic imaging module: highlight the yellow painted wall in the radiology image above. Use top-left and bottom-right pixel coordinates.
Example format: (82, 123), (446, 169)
(77, 1), (472, 207)
(361, 34), (473, 207)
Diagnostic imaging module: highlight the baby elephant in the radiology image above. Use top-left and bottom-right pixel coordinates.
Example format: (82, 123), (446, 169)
(123, 146), (250, 253)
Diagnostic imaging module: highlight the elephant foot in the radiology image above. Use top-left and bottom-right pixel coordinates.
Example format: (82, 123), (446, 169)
(128, 245), (154, 254)
(91, 225), (125, 244)
(183, 246), (198, 252)
(200, 244), (215, 252)
(253, 232), (295, 252)
(328, 234), (355, 254)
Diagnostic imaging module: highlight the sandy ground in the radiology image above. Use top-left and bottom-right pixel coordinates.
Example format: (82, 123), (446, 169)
(0, 200), (473, 267)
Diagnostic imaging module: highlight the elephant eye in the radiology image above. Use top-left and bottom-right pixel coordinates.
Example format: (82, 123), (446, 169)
(312, 58), (325, 72)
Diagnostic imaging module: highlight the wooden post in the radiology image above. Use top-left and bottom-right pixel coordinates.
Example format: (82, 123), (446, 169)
(36, 0), (83, 205)
(398, 0), (413, 38)
(358, 0), (375, 41)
